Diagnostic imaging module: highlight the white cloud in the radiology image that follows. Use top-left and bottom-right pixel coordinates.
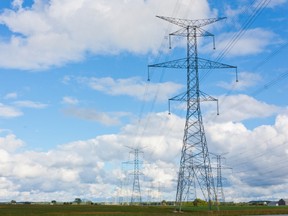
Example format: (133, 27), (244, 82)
(121, 112), (184, 162)
(0, 0), (213, 70)
(4, 92), (18, 100)
(0, 133), (24, 152)
(0, 110), (288, 202)
(218, 72), (262, 91)
(13, 100), (48, 109)
(12, 0), (23, 10)
(206, 114), (288, 201)
(63, 107), (129, 126)
(142, 161), (177, 188)
(212, 28), (276, 57)
(0, 103), (22, 118)
(205, 94), (281, 122)
(224, 1), (287, 22)
(265, 0), (287, 8)
(76, 76), (183, 102)
(62, 96), (79, 105)
(0, 111), (183, 202)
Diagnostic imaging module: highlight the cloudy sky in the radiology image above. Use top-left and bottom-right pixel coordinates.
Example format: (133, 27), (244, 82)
(0, 0), (287, 203)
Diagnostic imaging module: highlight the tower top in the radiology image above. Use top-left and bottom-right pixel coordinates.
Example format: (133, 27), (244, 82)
(156, 15), (226, 28)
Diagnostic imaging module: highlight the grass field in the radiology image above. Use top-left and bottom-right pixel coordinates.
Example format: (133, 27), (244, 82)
(1, 204), (288, 216)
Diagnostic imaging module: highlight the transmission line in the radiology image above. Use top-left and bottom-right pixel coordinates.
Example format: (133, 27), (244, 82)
(200, 0), (271, 83)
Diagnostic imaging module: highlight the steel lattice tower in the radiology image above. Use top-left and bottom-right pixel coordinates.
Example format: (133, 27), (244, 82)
(148, 16), (237, 211)
(131, 148), (142, 204)
(124, 147), (143, 204)
(216, 154), (225, 203)
(211, 153), (231, 203)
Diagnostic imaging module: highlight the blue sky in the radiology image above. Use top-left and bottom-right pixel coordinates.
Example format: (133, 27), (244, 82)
(0, 0), (287, 203)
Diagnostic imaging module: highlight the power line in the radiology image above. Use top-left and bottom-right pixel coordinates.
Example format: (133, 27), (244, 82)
(215, 0), (271, 62)
(200, 0), (271, 83)
(204, 1), (287, 125)
(252, 42), (288, 71)
(229, 140), (288, 171)
(133, 0), (187, 147)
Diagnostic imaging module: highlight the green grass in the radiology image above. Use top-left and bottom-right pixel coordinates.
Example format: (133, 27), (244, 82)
(181, 205), (288, 215)
(0, 205), (174, 216)
(1, 204), (288, 216)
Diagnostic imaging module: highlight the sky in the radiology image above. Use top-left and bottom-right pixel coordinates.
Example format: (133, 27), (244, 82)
(0, 0), (287, 203)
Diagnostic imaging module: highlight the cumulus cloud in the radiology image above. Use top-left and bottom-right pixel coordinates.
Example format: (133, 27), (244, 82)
(0, 132), (24, 152)
(121, 112), (184, 161)
(0, 111), (184, 201)
(204, 94), (282, 123)
(0, 103), (22, 118)
(218, 72), (262, 91)
(74, 76), (183, 102)
(206, 114), (288, 201)
(12, 0), (23, 10)
(0, 0), (213, 70)
(0, 107), (288, 202)
(213, 28), (277, 57)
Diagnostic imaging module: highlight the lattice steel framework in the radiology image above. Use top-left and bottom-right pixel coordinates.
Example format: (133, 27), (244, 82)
(148, 16), (237, 211)
(211, 152), (231, 203)
(216, 154), (225, 203)
(124, 147), (143, 204)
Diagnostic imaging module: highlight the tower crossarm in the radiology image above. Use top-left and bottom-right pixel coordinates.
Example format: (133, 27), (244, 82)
(149, 58), (236, 70)
(169, 90), (217, 103)
(156, 15), (226, 28)
(198, 58), (237, 70)
(169, 92), (187, 102)
(169, 27), (215, 38)
(149, 58), (187, 69)
(168, 90), (219, 115)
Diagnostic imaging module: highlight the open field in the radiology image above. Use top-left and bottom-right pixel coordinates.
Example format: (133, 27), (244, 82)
(1, 205), (288, 216)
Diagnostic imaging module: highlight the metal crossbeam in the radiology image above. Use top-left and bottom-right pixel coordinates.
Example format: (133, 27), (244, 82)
(149, 58), (236, 70)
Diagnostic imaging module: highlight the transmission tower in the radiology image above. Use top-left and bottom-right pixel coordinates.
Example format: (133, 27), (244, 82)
(148, 16), (237, 211)
(211, 153), (230, 203)
(216, 154), (225, 203)
(123, 146), (144, 204)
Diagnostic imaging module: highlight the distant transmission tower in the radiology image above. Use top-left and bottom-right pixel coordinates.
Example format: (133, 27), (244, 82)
(124, 146), (143, 204)
(211, 153), (229, 203)
(148, 16), (237, 211)
(216, 154), (225, 203)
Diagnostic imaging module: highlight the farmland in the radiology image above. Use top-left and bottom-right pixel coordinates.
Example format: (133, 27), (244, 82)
(1, 204), (288, 216)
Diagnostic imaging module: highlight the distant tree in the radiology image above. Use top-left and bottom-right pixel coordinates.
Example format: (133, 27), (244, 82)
(193, 198), (208, 207)
(51, 200), (56, 205)
(74, 198), (82, 204)
(11, 200), (16, 204)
